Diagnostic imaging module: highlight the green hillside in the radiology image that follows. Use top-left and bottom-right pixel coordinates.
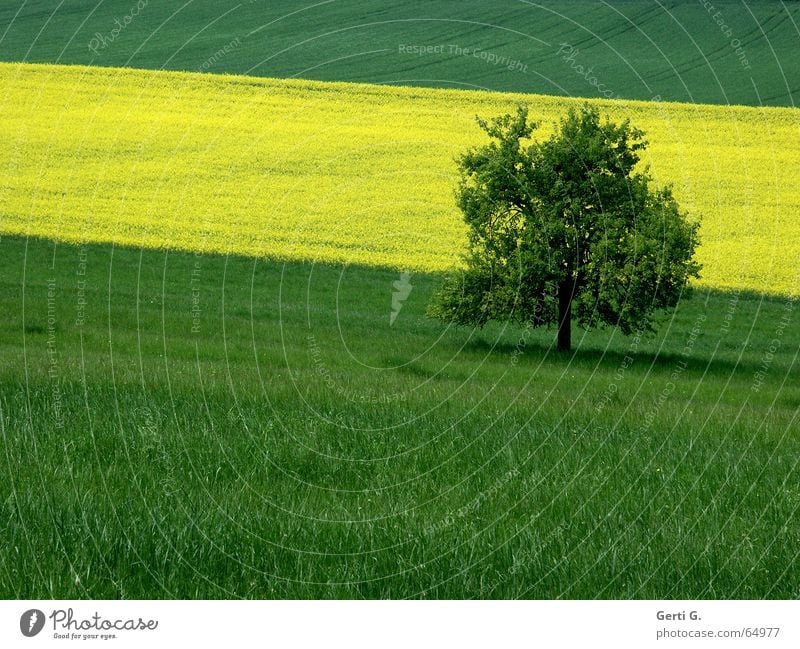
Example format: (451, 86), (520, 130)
(0, 0), (797, 106)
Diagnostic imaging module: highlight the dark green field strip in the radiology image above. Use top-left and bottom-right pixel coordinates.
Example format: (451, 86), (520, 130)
(0, 0), (797, 106)
(1, 234), (798, 598)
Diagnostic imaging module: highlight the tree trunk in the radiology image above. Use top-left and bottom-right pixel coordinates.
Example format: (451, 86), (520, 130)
(557, 278), (575, 352)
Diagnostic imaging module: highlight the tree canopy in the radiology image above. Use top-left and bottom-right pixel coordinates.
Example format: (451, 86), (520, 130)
(427, 104), (701, 351)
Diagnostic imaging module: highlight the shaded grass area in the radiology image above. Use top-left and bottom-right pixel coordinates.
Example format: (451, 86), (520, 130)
(0, 0), (797, 106)
(1, 234), (799, 598)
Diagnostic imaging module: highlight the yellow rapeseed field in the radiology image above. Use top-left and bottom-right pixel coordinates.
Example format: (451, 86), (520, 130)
(0, 62), (798, 294)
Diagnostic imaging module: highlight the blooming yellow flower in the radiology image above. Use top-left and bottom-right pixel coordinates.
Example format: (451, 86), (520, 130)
(0, 62), (797, 294)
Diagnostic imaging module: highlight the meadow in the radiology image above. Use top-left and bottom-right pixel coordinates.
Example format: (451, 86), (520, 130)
(1, 62), (799, 294)
(1, 234), (798, 598)
(0, 0), (798, 106)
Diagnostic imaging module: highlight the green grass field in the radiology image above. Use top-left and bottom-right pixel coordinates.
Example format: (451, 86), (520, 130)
(0, 0), (797, 106)
(2, 234), (798, 598)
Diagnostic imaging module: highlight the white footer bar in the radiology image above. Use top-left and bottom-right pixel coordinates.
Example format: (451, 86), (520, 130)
(2, 600), (797, 648)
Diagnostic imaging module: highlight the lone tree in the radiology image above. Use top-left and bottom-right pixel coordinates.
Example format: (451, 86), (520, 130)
(428, 104), (701, 351)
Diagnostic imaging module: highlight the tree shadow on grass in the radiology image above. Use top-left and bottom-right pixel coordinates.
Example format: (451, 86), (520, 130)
(462, 337), (755, 379)
(456, 286), (796, 380)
